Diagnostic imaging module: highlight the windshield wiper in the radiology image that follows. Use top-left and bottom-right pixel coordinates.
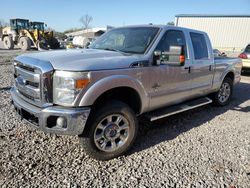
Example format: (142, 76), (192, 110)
(91, 47), (124, 53)
(92, 47), (137, 54)
(121, 50), (142, 54)
(104, 48), (142, 54)
(102, 48), (123, 53)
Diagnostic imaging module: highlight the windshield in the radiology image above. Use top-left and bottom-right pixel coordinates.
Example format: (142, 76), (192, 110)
(17, 21), (29, 29)
(11, 20), (29, 30)
(30, 23), (45, 30)
(89, 27), (159, 54)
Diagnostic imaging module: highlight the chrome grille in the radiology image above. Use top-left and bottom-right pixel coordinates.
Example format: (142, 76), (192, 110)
(17, 64), (35, 72)
(13, 59), (53, 107)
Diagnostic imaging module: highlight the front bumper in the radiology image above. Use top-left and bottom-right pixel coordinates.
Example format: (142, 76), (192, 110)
(11, 87), (91, 135)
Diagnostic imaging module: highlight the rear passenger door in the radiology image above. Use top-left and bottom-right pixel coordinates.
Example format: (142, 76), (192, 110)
(189, 32), (214, 95)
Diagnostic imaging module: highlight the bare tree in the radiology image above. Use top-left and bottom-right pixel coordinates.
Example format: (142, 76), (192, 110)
(79, 14), (93, 29)
(167, 21), (175, 26)
(0, 19), (8, 28)
(47, 27), (54, 32)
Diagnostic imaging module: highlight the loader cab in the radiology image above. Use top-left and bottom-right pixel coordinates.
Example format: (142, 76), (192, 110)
(29, 22), (45, 31)
(10, 19), (29, 31)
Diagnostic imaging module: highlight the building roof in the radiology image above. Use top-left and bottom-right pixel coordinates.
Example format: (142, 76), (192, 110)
(176, 14), (250, 18)
(65, 27), (106, 37)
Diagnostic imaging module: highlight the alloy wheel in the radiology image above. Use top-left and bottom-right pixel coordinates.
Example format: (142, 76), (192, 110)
(94, 114), (130, 152)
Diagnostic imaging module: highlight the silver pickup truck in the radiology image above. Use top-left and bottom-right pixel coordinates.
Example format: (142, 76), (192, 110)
(11, 25), (242, 160)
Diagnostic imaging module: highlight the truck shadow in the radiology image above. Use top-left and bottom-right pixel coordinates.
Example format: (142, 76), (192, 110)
(0, 47), (20, 51)
(129, 81), (250, 155)
(0, 87), (11, 91)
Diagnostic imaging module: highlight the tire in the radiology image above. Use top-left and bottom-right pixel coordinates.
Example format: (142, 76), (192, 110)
(3, 36), (14, 50)
(79, 100), (138, 160)
(49, 37), (60, 49)
(19, 37), (31, 51)
(212, 77), (233, 106)
(38, 40), (49, 50)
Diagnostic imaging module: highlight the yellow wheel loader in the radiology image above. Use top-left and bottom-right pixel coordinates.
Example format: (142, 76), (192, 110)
(0, 18), (60, 51)
(29, 21), (60, 50)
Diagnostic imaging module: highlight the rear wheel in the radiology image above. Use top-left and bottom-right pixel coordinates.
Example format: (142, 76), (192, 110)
(19, 37), (31, 51)
(79, 101), (138, 160)
(212, 77), (233, 106)
(3, 36), (14, 50)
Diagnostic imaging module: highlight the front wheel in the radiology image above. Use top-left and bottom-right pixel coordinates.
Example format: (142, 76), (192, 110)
(79, 101), (138, 160)
(212, 77), (233, 106)
(38, 39), (49, 51)
(19, 37), (31, 51)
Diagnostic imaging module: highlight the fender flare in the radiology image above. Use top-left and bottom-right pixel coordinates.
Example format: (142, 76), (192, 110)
(1, 34), (8, 41)
(78, 75), (149, 114)
(212, 67), (236, 92)
(220, 67), (235, 84)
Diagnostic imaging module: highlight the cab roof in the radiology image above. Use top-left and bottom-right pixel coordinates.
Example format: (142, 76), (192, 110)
(113, 24), (207, 35)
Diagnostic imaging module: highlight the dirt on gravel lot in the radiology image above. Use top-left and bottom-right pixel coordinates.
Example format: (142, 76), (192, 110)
(0, 49), (249, 188)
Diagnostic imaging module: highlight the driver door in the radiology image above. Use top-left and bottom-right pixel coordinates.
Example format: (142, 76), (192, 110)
(149, 29), (194, 110)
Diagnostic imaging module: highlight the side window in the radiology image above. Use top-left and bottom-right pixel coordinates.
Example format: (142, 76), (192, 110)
(156, 30), (186, 54)
(190, 32), (209, 60)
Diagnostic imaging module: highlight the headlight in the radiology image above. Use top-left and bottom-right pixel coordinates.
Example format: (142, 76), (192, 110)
(53, 71), (90, 106)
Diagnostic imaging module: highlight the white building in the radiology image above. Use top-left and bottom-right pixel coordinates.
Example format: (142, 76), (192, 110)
(175, 15), (250, 52)
(65, 27), (106, 37)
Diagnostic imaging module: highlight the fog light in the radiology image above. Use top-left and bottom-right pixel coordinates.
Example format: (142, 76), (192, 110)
(56, 117), (67, 128)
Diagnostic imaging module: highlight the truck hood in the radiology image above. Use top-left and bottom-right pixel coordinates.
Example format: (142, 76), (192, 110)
(16, 49), (146, 71)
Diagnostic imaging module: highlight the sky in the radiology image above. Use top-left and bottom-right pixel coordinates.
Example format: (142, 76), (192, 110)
(1, 0), (250, 32)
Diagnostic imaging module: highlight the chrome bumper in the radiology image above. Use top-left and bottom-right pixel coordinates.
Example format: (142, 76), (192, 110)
(11, 87), (91, 135)
(242, 59), (250, 68)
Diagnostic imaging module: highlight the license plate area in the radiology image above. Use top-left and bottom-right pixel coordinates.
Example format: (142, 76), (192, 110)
(14, 106), (39, 126)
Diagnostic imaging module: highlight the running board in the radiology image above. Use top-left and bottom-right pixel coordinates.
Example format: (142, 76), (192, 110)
(147, 97), (212, 122)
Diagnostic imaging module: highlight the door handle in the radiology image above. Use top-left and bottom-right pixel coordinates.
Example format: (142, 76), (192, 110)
(152, 83), (161, 89)
(184, 66), (191, 73)
(209, 65), (212, 71)
(130, 61), (149, 68)
(130, 62), (143, 68)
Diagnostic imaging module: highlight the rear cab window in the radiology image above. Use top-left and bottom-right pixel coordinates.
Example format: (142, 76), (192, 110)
(190, 32), (209, 60)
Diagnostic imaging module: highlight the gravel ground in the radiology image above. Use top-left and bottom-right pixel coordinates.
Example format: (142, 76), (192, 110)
(0, 49), (249, 187)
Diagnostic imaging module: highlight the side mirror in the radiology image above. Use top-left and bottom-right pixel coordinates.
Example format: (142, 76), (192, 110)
(154, 45), (185, 66)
